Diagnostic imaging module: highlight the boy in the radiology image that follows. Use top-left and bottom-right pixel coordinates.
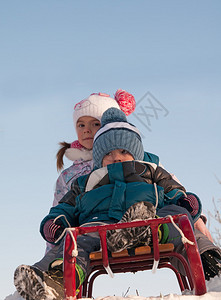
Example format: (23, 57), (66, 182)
(14, 108), (221, 300)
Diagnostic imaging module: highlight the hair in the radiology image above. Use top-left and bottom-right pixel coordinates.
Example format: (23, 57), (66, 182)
(56, 141), (71, 172)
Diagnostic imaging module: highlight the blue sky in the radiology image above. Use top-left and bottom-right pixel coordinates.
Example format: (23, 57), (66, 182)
(1, 1), (221, 298)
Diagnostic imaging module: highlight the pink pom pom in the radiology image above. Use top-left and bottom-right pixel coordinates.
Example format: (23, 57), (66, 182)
(114, 89), (136, 116)
(70, 140), (84, 149)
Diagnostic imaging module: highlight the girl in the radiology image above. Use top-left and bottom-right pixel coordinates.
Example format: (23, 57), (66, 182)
(53, 90), (136, 207)
(45, 90), (136, 254)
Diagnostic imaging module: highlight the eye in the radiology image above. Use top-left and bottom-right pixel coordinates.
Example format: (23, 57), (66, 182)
(121, 150), (129, 154)
(93, 122), (101, 127)
(78, 123), (85, 128)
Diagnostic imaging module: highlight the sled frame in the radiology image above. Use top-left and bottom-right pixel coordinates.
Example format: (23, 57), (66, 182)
(63, 214), (207, 299)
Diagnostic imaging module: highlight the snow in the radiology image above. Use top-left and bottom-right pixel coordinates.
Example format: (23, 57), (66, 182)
(4, 275), (221, 300)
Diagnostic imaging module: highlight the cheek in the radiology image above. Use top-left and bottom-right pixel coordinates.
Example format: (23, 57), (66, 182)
(102, 158), (107, 167)
(92, 126), (100, 136)
(102, 157), (111, 167)
(125, 154), (134, 161)
(77, 130), (83, 142)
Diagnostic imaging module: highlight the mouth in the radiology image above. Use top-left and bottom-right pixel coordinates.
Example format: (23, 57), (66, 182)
(83, 137), (93, 141)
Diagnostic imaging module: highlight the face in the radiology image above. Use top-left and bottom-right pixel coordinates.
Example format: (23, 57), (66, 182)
(102, 149), (134, 167)
(76, 116), (101, 150)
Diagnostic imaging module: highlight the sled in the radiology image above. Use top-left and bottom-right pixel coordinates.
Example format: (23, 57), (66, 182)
(63, 214), (207, 299)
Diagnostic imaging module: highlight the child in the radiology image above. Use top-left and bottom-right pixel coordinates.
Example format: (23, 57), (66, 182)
(14, 108), (221, 300)
(45, 89), (136, 253)
(53, 90), (136, 207)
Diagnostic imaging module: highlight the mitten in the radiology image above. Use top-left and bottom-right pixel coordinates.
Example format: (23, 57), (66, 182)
(177, 193), (199, 217)
(43, 219), (65, 243)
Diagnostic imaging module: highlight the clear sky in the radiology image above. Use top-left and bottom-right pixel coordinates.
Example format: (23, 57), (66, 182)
(1, 1), (221, 298)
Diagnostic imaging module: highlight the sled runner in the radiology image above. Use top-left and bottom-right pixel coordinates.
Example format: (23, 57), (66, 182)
(63, 214), (207, 299)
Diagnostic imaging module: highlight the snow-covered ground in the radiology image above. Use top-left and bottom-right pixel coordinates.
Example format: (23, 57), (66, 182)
(4, 275), (221, 300)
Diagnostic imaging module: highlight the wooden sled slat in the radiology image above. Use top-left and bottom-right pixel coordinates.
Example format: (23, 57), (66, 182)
(89, 243), (174, 260)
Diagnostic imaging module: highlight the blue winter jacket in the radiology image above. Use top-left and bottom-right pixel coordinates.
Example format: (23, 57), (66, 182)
(40, 154), (202, 244)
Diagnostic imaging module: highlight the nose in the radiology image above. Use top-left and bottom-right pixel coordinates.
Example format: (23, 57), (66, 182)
(112, 152), (122, 163)
(83, 125), (91, 133)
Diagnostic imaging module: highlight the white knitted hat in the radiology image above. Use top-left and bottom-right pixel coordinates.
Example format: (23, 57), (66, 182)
(66, 90), (136, 162)
(73, 93), (119, 128)
(73, 90), (136, 128)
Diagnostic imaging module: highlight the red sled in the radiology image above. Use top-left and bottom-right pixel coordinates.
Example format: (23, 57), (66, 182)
(63, 214), (207, 299)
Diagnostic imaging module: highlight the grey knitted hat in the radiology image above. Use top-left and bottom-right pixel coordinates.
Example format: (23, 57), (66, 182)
(93, 107), (144, 168)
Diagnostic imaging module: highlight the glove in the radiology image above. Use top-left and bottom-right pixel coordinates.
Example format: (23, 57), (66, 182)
(177, 193), (199, 217)
(43, 218), (65, 243)
(201, 249), (221, 280)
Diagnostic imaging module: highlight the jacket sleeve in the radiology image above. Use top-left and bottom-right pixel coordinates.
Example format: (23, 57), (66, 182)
(153, 166), (186, 194)
(40, 178), (82, 244)
(40, 202), (79, 244)
(53, 172), (69, 207)
(177, 192), (202, 221)
(141, 163), (186, 204)
(152, 166), (202, 220)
